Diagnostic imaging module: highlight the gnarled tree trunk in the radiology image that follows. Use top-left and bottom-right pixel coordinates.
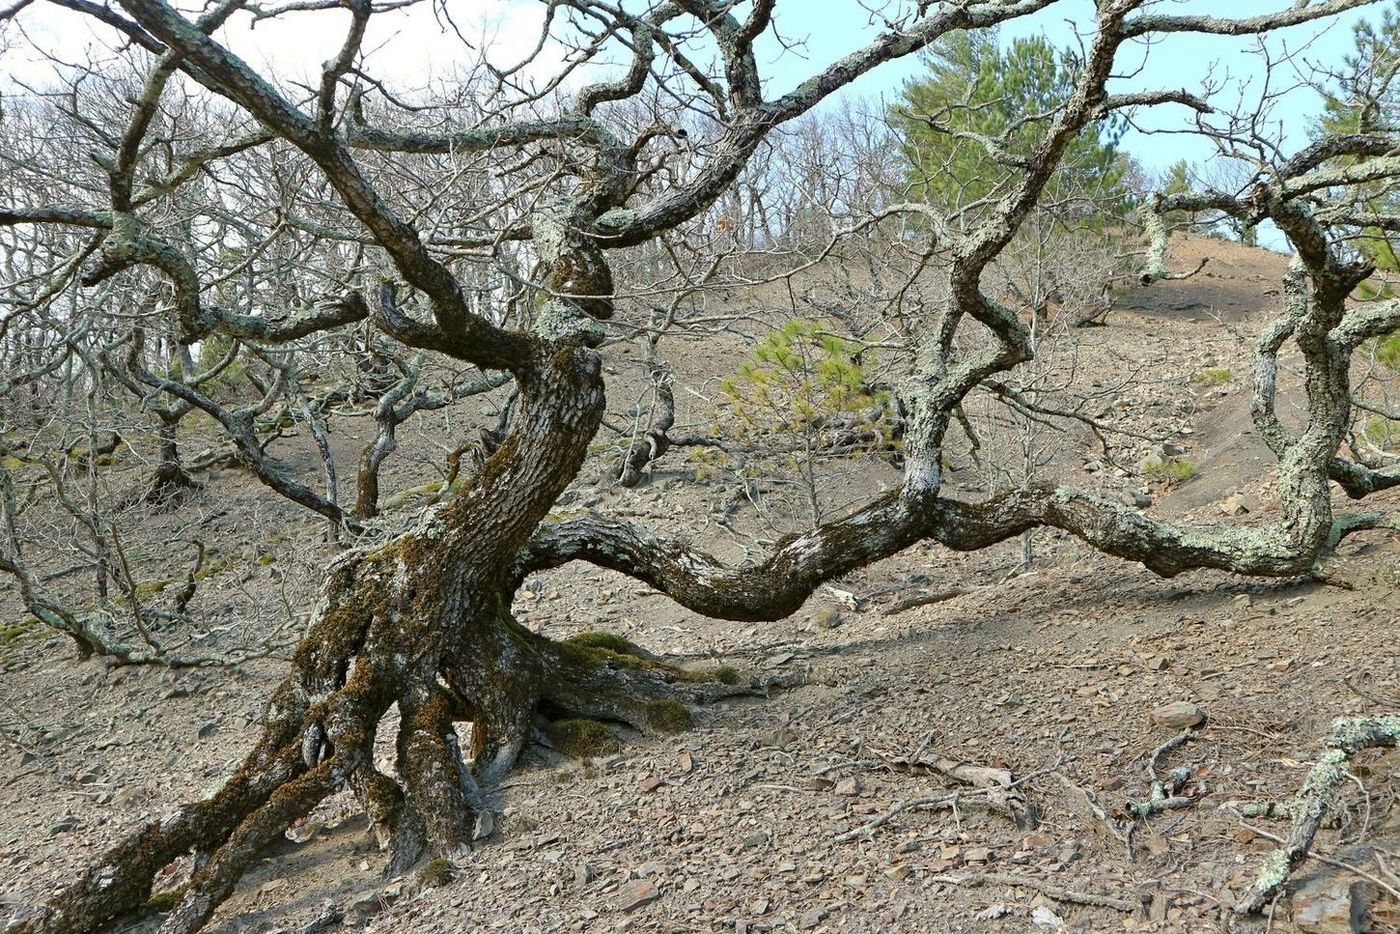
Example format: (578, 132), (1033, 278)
(17, 337), (744, 934)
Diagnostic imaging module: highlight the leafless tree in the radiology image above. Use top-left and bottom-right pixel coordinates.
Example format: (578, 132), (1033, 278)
(1, 1), (1397, 931)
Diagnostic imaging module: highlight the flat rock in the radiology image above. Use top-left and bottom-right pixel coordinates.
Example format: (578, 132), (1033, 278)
(1292, 877), (1375, 933)
(617, 878), (660, 912)
(472, 809), (495, 840)
(1150, 700), (1206, 729)
(1121, 488), (1152, 508)
(833, 777), (861, 796)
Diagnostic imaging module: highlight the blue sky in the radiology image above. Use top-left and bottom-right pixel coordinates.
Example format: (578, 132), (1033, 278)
(751, 0), (1383, 179)
(5, 0), (1386, 189)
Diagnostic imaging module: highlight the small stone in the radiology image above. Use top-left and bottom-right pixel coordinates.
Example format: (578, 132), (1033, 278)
(196, 720), (218, 739)
(1220, 493), (1256, 516)
(472, 810), (495, 841)
(575, 862), (595, 888)
(348, 892), (386, 917)
(1139, 452), (1167, 473)
(741, 831), (768, 849)
(46, 817), (78, 838)
(1161, 442), (1186, 456)
(640, 775), (664, 793)
(1121, 488), (1152, 508)
(1150, 700), (1206, 729)
(617, 879), (660, 912)
(1031, 905), (1065, 929)
(833, 777), (861, 797)
(800, 908), (827, 929)
(809, 607), (843, 630)
(678, 752), (693, 774)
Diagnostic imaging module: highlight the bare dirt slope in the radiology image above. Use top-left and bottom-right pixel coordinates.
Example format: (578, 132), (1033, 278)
(2, 238), (1397, 934)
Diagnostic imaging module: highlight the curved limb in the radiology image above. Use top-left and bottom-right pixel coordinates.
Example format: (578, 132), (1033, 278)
(517, 483), (1397, 624)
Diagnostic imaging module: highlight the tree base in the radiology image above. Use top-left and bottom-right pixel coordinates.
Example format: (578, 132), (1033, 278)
(11, 551), (752, 934)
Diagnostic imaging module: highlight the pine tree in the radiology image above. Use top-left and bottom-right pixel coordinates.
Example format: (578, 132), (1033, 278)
(892, 29), (1131, 220)
(1317, 2), (1400, 274)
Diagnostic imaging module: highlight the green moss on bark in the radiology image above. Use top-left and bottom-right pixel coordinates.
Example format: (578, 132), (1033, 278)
(417, 858), (456, 887)
(645, 700), (693, 733)
(144, 887), (185, 912)
(565, 631), (644, 656)
(544, 719), (622, 758)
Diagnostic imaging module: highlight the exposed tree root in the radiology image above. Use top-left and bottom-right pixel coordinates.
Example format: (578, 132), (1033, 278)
(10, 557), (751, 933)
(8, 344), (761, 934)
(142, 462), (204, 508)
(1236, 716), (1399, 915)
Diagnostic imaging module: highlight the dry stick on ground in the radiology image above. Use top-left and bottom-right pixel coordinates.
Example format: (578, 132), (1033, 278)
(926, 871), (1139, 913)
(880, 586), (970, 615)
(1345, 677), (1400, 708)
(835, 761), (1059, 843)
(820, 740), (1035, 826)
(1237, 716), (1400, 915)
(1122, 729), (1204, 858)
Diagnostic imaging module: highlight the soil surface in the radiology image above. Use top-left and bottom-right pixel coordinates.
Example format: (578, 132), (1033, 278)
(2, 237), (1397, 933)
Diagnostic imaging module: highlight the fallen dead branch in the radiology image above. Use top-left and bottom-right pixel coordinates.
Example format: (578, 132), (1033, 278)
(1236, 716), (1400, 915)
(1240, 822), (1400, 904)
(1344, 677), (1400, 708)
(1121, 729), (1205, 856)
(926, 871), (1139, 913)
(822, 738), (1037, 827)
(835, 761), (1058, 843)
(881, 587), (969, 615)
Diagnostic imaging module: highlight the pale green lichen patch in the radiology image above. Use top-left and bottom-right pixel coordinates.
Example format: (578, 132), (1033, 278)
(1327, 715), (1400, 752)
(1250, 848), (1292, 895)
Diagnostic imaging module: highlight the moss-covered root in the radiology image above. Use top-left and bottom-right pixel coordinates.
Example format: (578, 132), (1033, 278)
(538, 632), (752, 739)
(158, 761), (342, 934)
(543, 718), (623, 758)
(1236, 715), (1400, 915)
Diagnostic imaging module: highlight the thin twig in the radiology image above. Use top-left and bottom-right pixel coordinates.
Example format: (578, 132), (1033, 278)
(836, 761), (1058, 843)
(926, 871), (1138, 912)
